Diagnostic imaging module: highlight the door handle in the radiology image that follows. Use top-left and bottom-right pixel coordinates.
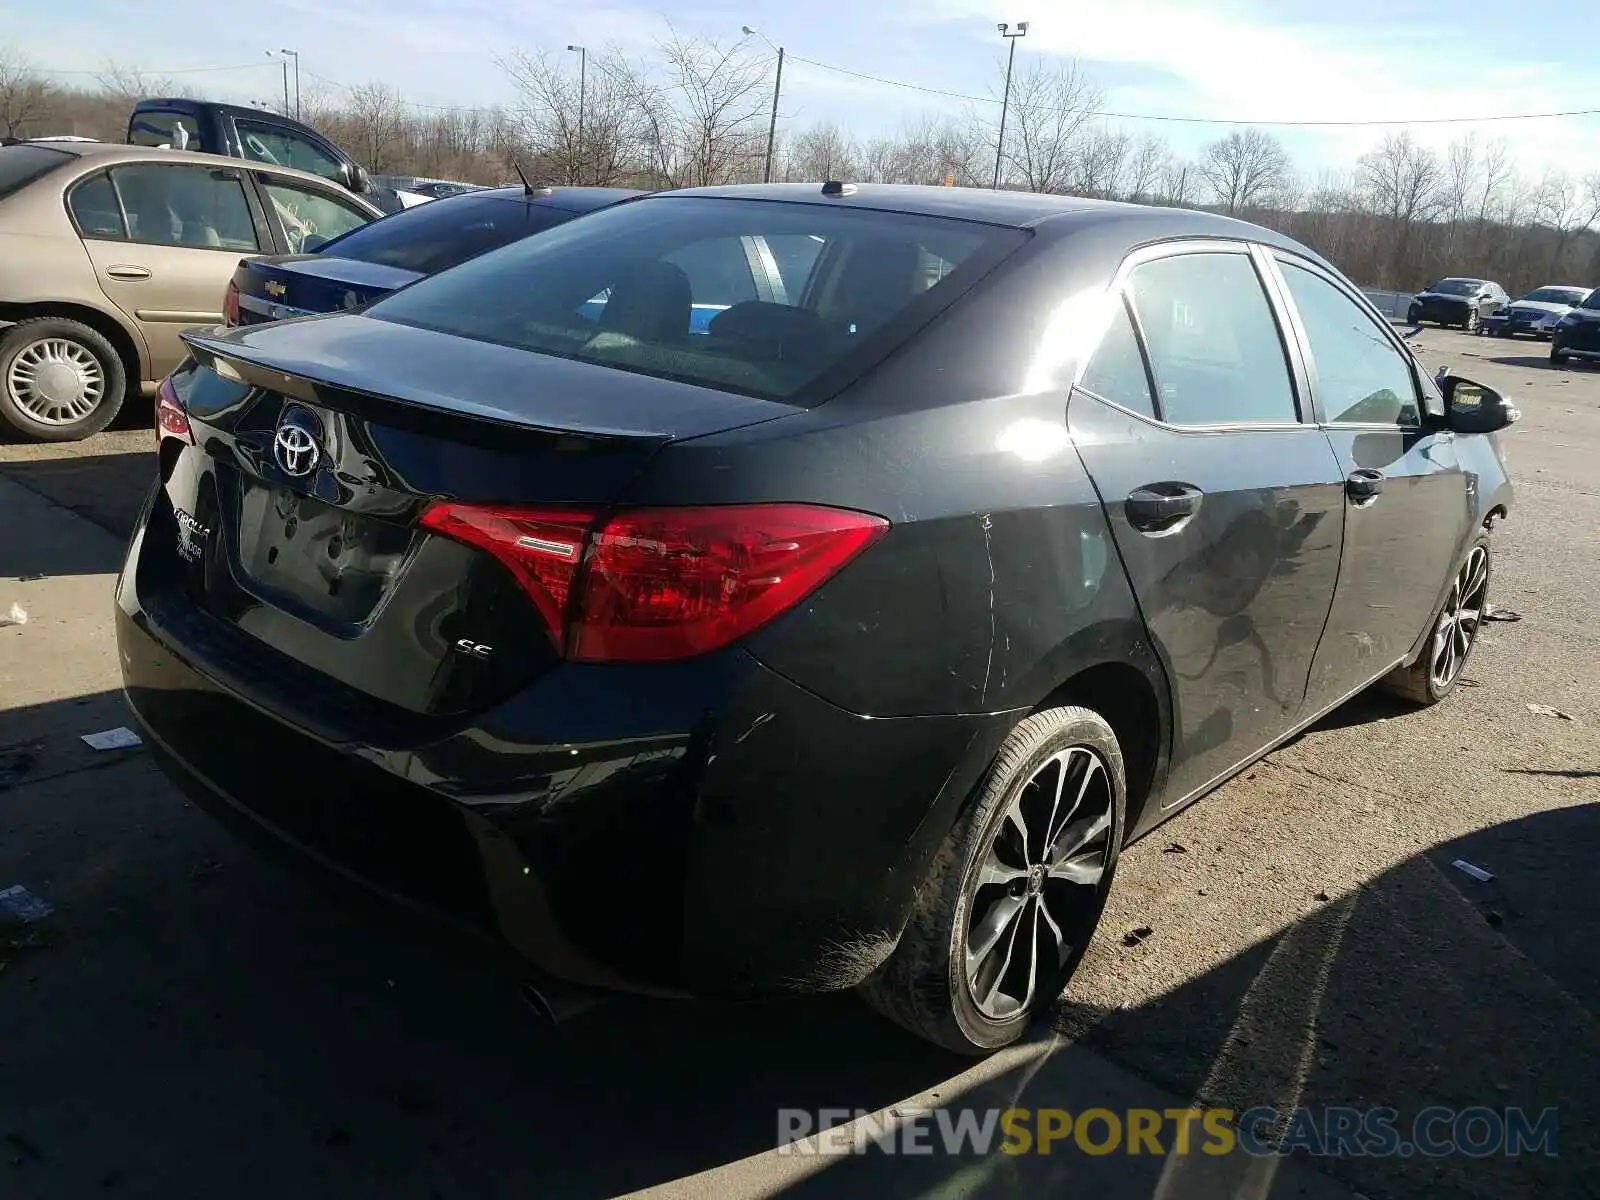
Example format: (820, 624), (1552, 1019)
(104, 264), (152, 281)
(1346, 469), (1385, 503)
(1126, 483), (1204, 533)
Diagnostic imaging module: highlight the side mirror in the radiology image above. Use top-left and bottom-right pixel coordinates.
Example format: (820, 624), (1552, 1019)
(1440, 375), (1520, 434)
(343, 162), (371, 194)
(301, 234), (330, 253)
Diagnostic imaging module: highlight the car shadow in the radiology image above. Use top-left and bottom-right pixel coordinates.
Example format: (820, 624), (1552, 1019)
(3, 689), (1594, 1200)
(0, 451), (151, 558)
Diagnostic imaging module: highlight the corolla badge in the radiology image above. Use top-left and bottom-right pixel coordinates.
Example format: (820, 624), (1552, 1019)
(273, 406), (324, 478)
(264, 280), (287, 299)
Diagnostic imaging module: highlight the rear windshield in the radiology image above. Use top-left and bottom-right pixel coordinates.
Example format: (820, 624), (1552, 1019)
(315, 193), (579, 275)
(128, 110), (205, 152)
(0, 145), (73, 201)
(1522, 287), (1587, 305)
(366, 196), (1024, 402)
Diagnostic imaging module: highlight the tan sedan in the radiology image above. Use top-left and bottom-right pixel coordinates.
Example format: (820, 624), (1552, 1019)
(0, 140), (385, 441)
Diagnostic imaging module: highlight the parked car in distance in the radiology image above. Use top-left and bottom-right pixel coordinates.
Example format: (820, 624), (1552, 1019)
(121, 182), (1516, 1055)
(0, 140), (383, 441)
(1548, 287), (1600, 365)
(128, 98), (425, 214)
(372, 175), (485, 201)
(227, 184), (643, 326)
(1481, 284), (1590, 340)
(1406, 277), (1508, 331)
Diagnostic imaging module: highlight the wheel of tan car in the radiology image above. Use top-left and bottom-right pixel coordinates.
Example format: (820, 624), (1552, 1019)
(0, 317), (127, 442)
(859, 706), (1126, 1054)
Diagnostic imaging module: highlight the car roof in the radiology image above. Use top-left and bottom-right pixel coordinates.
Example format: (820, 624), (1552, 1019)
(20, 141), (384, 207)
(464, 184), (646, 212)
(644, 182), (1329, 255)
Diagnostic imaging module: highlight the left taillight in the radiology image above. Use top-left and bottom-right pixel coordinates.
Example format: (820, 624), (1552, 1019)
(222, 280), (240, 326)
(155, 376), (192, 445)
(417, 501), (889, 663)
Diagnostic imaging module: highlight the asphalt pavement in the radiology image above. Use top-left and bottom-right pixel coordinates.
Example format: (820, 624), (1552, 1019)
(1, 326), (1595, 1199)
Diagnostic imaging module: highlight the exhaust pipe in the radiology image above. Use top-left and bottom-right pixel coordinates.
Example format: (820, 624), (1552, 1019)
(519, 979), (606, 1026)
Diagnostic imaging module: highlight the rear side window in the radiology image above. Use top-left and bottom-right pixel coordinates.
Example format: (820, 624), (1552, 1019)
(367, 196), (1025, 403)
(1127, 252), (1298, 426)
(128, 111), (205, 151)
(0, 145), (72, 201)
(68, 173), (125, 237)
(110, 163), (258, 250)
(320, 195), (580, 275)
(1079, 301), (1155, 419)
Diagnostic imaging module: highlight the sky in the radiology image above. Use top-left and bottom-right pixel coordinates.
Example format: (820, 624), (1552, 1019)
(12, 0), (1600, 181)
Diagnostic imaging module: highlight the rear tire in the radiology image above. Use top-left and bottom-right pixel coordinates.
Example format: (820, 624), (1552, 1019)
(1551, 342), (1570, 366)
(858, 706), (1126, 1055)
(0, 317), (127, 442)
(1381, 534), (1491, 706)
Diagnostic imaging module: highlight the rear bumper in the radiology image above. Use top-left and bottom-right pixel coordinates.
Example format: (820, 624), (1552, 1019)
(114, 509), (1016, 998)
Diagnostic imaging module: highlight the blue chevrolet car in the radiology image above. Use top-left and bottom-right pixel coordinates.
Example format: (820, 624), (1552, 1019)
(226, 184), (643, 326)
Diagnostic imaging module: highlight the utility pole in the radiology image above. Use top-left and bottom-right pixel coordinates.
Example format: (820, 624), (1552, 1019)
(280, 49), (301, 120)
(567, 45), (587, 186)
(743, 26), (783, 183)
(993, 21), (1028, 190)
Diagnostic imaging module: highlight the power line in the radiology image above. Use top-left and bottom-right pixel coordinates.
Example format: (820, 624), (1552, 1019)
(786, 53), (1600, 127)
(31, 52), (1600, 128)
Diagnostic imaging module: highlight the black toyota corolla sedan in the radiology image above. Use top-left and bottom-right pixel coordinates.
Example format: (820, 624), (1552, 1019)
(120, 183), (1516, 1054)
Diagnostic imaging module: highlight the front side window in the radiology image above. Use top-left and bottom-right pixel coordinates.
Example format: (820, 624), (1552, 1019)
(109, 164), (258, 250)
(1281, 262), (1420, 426)
(259, 179), (371, 253)
(236, 121), (345, 186)
(366, 196), (1024, 403)
(1126, 252), (1298, 426)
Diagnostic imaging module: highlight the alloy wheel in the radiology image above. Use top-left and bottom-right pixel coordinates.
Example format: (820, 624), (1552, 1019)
(963, 746), (1114, 1021)
(1429, 545), (1489, 691)
(6, 337), (106, 426)
(1466, 309), (1480, 333)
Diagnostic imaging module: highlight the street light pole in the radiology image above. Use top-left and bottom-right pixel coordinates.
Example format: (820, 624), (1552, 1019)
(567, 45), (587, 186)
(280, 49), (301, 120)
(992, 21), (1028, 190)
(742, 26), (784, 184)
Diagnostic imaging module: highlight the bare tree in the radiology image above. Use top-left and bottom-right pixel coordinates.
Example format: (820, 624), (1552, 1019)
(654, 29), (769, 188)
(343, 82), (410, 173)
(1199, 129), (1291, 214)
(498, 47), (653, 185)
(1120, 133), (1171, 203)
(94, 61), (179, 107)
(0, 48), (53, 137)
(785, 122), (858, 182)
(1160, 158), (1198, 207)
(1072, 125), (1131, 198)
(998, 59), (1102, 193)
(1532, 170), (1600, 276)
(1356, 131), (1442, 282)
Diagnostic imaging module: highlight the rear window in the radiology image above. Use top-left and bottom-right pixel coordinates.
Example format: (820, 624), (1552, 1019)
(316, 194), (579, 275)
(366, 196), (1024, 402)
(0, 145), (73, 201)
(128, 110), (205, 152)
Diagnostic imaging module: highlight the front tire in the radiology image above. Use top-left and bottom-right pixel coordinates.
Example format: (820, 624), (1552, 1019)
(1464, 309), (1481, 333)
(1551, 341), (1570, 365)
(859, 706), (1127, 1054)
(1381, 534), (1491, 706)
(0, 317), (127, 442)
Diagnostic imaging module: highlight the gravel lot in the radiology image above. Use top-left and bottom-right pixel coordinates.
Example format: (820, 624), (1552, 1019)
(1, 325), (1595, 1199)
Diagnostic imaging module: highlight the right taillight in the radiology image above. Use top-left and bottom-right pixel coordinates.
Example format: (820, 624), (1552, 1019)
(222, 280), (240, 326)
(418, 501), (888, 663)
(155, 375), (192, 445)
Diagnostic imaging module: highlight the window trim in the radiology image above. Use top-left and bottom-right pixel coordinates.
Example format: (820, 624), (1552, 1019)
(1075, 238), (1309, 432)
(1076, 294), (1161, 422)
(67, 162), (263, 254)
(1264, 248), (1430, 429)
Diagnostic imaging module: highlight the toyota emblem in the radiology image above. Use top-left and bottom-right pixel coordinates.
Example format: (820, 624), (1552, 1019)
(273, 406), (323, 478)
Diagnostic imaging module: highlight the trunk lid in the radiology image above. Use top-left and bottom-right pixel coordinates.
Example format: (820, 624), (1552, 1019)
(237, 256), (422, 323)
(166, 315), (797, 716)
